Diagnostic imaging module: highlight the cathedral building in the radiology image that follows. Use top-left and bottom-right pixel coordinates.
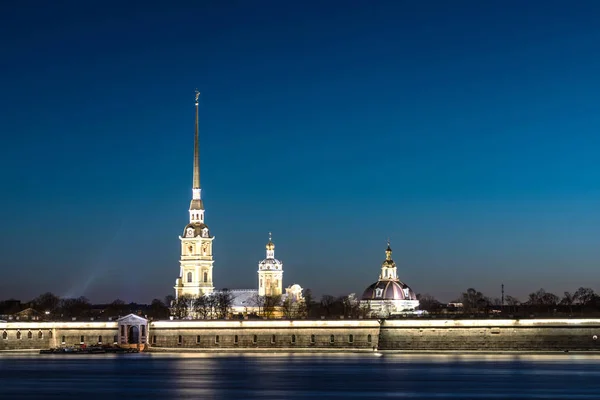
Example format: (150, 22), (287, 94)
(360, 241), (419, 317)
(228, 234), (304, 315)
(174, 91), (214, 299)
(173, 92), (303, 315)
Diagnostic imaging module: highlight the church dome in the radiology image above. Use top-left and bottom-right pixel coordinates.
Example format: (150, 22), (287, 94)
(361, 241), (417, 301)
(361, 280), (417, 301)
(259, 257), (282, 271)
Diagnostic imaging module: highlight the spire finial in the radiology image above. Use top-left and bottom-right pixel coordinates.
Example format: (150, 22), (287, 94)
(266, 232), (275, 252)
(192, 89), (201, 191)
(385, 238), (392, 260)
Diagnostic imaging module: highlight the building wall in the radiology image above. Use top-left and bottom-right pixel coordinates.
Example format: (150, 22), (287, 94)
(379, 319), (600, 351)
(149, 320), (380, 349)
(0, 321), (118, 351)
(4, 319), (600, 351)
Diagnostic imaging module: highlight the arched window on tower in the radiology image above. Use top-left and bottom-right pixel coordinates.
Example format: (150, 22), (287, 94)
(187, 272), (193, 283)
(203, 272), (208, 283)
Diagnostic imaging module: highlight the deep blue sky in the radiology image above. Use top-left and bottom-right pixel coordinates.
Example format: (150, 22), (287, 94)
(1, 1), (600, 304)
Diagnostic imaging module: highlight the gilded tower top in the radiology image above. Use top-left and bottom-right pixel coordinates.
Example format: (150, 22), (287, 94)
(266, 232), (275, 251)
(380, 240), (397, 279)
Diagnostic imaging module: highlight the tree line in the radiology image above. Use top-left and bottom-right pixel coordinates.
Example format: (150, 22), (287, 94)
(4, 286), (600, 321)
(417, 286), (600, 316)
(0, 292), (172, 321)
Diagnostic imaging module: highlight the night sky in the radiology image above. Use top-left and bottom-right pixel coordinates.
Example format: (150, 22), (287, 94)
(1, 1), (600, 304)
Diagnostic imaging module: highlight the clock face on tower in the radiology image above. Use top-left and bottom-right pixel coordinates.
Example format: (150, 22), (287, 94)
(186, 228), (194, 237)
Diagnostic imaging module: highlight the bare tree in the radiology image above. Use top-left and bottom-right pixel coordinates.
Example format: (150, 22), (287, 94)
(281, 297), (296, 319)
(303, 288), (314, 317)
(416, 293), (441, 313)
(249, 293), (265, 316)
(193, 295), (211, 319)
(171, 295), (192, 319)
(458, 288), (489, 313)
(105, 299), (128, 317)
(574, 287), (596, 306)
(263, 295), (282, 319)
(206, 294), (218, 319)
(320, 295), (336, 317)
(560, 292), (575, 314)
(149, 299), (170, 320)
(526, 289), (559, 306)
(59, 297), (92, 318)
(215, 290), (234, 319)
(505, 296), (520, 306)
(31, 292), (60, 315)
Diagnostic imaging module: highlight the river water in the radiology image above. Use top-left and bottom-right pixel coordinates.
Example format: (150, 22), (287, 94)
(1, 352), (599, 399)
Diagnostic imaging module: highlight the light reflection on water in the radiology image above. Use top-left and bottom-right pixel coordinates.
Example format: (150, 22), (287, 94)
(1, 352), (600, 399)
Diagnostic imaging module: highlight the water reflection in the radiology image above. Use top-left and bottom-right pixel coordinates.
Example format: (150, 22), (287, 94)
(1, 353), (600, 399)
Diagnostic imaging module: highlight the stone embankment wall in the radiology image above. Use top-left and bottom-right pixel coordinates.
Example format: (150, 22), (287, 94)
(149, 320), (380, 349)
(3, 319), (600, 351)
(0, 321), (118, 351)
(379, 319), (600, 351)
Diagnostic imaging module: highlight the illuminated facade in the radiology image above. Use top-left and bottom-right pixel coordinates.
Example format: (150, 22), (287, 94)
(361, 242), (419, 316)
(258, 233), (283, 296)
(172, 93), (302, 310)
(174, 91), (214, 298)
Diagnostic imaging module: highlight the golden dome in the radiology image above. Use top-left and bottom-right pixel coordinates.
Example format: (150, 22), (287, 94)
(266, 232), (275, 250)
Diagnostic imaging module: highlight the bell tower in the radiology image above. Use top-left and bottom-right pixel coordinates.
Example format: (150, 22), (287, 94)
(258, 233), (283, 296)
(174, 90), (215, 299)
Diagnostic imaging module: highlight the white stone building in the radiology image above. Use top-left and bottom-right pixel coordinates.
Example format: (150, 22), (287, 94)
(258, 233), (283, 296)
(174, 91), (214, 298)
(228, 234), (304, 316)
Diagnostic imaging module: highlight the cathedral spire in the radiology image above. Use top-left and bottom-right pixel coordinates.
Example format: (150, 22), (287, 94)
(192, 90), (201, 197)
(189, 90), (205, 220)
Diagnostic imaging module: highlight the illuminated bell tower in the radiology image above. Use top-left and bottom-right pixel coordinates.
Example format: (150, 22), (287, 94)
(258, 233), (283, 296)
(174, 90), (215, 299)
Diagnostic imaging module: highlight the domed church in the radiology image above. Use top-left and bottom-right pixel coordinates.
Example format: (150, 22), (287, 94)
(360, 241), (419, 317)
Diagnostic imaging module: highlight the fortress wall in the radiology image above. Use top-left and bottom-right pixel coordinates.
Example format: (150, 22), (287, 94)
(3, 319), (600, 351)
(0, 322), (118, 351)
(379, 319), (600, 351)
(149, 320), (381, 349)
